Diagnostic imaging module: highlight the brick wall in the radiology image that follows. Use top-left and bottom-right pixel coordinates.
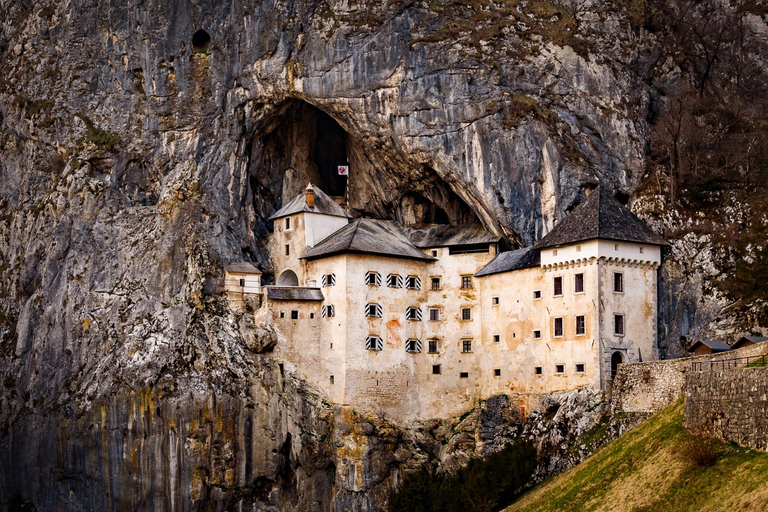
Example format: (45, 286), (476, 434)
(684, 366), (768, 451)
(611, 343), (768, 414)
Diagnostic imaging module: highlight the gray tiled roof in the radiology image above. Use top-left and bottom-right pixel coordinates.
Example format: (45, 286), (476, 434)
(689, 339), (731, 353)
(534, 188), (667, 249)
(733, 336), (768, 348)
(266, 286), (324, 301)
(225, 262), (262, 274)
(475, 247), (540, 277)
(302, 219), (436, 261)
(269, 184), (351, 220)
(406, 224), (501, 248)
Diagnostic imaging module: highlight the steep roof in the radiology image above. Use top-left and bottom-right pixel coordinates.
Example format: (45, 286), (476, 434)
(733, 336), (768, 349)
(269, 184), (351, 220)
(225, 262), (262, 274)
(302, 219), (436, 261)
(689, 339), (731, 353)
(475, 247), (541, 277)
(534, 188), (667, 249)
(406, 224), (501, 248)
(266, 286), (324, 301)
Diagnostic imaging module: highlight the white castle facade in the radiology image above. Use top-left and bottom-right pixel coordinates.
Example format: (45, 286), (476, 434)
(226, 185), (666, 422)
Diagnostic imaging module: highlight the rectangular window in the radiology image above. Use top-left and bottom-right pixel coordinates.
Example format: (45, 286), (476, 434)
(432, 364), (441, 374)
(365, 336), (383, 351)
(387, 274), (403, 288)
(533, 290), (542, 300)
(285, 217), (291, 230)
(492, 296), (500, 305)
(431, 250), (438, 257)
(365, 303), (382, 318)
(406, 306), (422, 321)
(365, 271), (381, 286)
(615, 314), (625, 336)
(291, 310), (299, 320)
(554, 317), (564, 337)
(535, 366), (543, 375)
(428, 339), (439, 353)
(310, 312), (315, 318)
(321, 305), (335, 318)
(556, 364), (565, 374)
(494, 368), (501, 377)
(405, 339), (422, 353)
(574, 273), (584, 293)
(576, 363), (585, 373)
(321, 273), (336, 287)
(460, 372), (469, 378)
(406, 276), (422, 290)
(279, 311), (285, 319)
(533, 329), (541, 339)
(330, 375), (334, 384)
(285, 244), (290, 256)
(493, 334), (500, 343)
(461, 276), (472, 289)
(431, 277), (441, 290)
(554, 276), (563, 296)
(462, 339), (472, 353)
(575, 315), (586, 335)
(239, 278), (245, 287)
(614, 272), (624, 293)
(461, 308), (471, 321)
(429, 308), (440, 321)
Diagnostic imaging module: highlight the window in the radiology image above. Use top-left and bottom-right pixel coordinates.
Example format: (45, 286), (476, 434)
(291, 310), (299, 320)
(553, 249), (558, 256)
(462, 339), (472, 353)
(432, 364), (441, 374)
(285, 217), (291, 230)
(576, 363), (585, 373)
(285, 244), (290, 256)
(533, 290), (542, 300)
(406, 306), (422, 321)
(431, 250), (438, 257)
(639, 246), (645, 254)
(461, 276), (472, 289)
(366, 336), (383, 351)
(575, 315), (585, 335)
(321, 305), (335, 318)
(556, 364), (565, 374)
(493, 334), (500, 343)
(614, 272), (624, 293)
(460, 372), (469, 378)
(239, 278), (245, 287)
(321, 273), (336, 287)
(405, 339), (422, 353)
(279, 311), (285, 319)
(576, 245), (581, 252)
(494, 368), (501, 377)
(431, 277), (441, 290)
(330, 375), (334, 384)
(574, 273), (584, 293)
(614, 244), (620, 251)
(310, 313), (315, 318)
(535, 366), (543, 375)
(553, 276), (563, 296)
(365, 303), (382, 318)
(614, 314), (625, 336)
(387, 274), (403, 288)
(428, 339), (439, 353)
(429, 308), (440, 321)
(533, 329), (541, 339)
(492, 296), (500, 305)
(554, 317), (564, 337)
(461, 308), (471, 321)
(406, 276), (422, 290)
(365, 271), (381, 286)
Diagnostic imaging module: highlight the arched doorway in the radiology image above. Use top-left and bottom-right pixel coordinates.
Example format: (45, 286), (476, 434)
(611, 352), (624, 380)
(276, 269), (299, 286)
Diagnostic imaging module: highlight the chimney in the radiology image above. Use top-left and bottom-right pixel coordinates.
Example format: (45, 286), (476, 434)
(305, 184), (315, 208)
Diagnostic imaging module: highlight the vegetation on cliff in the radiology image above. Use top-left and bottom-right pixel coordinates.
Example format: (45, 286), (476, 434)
(506, 401), (768, 512)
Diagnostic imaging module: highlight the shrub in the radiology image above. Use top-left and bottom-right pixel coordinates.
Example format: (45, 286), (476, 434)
(391, 440), (537, 512)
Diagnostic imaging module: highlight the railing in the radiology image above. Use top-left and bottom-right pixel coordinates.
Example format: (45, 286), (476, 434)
(691, 355), (768, 372)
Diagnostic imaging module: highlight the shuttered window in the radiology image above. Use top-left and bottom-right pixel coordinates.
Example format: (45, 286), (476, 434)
(366, 336), (383, 351)
(387, 274), (403, 288)
(405, 339), (422, 353)
(321, 273), (336, 287)
(365, 303), (383, 318)
(365, 271), (382, 286)
(406, 276), (421, 290)
(406, 307), (422, 321)
(321, 305), (335, 318)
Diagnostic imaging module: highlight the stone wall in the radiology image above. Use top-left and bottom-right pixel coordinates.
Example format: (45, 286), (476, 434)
(684, 367), (768, 451)
(611, 343), (768, 413)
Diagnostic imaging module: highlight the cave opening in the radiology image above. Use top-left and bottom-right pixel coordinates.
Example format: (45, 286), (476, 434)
(192, 29), (211, 52)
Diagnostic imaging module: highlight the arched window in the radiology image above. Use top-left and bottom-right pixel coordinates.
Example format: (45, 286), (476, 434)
(276, 269), (299, 286)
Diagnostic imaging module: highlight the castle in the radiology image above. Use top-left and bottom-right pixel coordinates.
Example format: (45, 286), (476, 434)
(226, 185), (666, 422)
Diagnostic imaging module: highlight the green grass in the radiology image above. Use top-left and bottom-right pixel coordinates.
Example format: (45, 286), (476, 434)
(507, 400), (768, 512)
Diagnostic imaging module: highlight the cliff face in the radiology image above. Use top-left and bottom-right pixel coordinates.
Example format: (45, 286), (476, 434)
(0, 0), (767, 509)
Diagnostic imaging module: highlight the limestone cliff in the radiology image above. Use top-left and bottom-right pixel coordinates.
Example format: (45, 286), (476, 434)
(1, 0), (767, 509)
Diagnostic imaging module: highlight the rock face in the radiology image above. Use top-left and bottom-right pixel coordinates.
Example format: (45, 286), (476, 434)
(0, 0), (766, 509)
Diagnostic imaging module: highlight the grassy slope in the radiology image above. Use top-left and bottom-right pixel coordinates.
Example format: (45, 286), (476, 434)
(507, 401), (768, 512)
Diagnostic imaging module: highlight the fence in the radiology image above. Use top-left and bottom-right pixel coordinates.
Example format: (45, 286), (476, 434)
(691, 355), (768, 372)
